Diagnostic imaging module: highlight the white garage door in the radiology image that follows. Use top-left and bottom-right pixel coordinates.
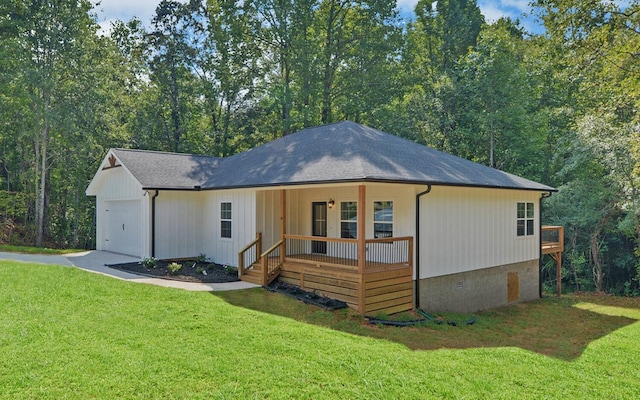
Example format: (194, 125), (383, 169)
(104, 200), (142, 257)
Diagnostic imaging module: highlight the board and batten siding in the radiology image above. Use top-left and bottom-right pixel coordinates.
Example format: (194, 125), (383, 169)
(283, 183), (415, 239)
(419, 186), (540, 279)
(256, 190), (281, 249)
(154, 191), (205, 259)
(201, 189), (256, 267)
(92, 162), (150, 257)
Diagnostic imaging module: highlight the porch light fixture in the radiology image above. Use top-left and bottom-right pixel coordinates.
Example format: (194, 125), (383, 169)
(328, 199), (335, 209)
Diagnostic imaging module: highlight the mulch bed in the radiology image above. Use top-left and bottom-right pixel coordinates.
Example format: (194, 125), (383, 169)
(108, 260), (240, 283)
(267, 281), (348, 311)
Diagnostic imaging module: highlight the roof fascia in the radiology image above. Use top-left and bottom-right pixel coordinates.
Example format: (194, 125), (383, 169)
(184, 178), (557, 193)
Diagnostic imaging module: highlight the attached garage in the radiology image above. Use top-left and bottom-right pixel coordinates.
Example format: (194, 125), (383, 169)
(103, 200), (143, 257)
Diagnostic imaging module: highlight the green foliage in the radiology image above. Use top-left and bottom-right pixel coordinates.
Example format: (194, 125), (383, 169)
(141, 257), (159, 268)
(195, 253), (207, 263)
(223, 264), (237, 275)
(168, 262), (183, 274)
(1, 0), (639, 294)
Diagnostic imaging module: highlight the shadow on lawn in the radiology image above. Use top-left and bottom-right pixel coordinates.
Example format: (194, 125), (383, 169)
(212, 289), (640, 361)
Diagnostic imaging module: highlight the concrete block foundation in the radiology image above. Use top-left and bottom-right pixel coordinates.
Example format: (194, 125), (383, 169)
(418, 259), (539, 313)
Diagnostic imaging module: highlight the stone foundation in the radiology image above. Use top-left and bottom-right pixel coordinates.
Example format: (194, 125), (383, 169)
(418, 259), (539, 313)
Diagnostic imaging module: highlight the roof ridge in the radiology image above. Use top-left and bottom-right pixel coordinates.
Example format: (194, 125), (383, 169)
(113, 148), (220, 159)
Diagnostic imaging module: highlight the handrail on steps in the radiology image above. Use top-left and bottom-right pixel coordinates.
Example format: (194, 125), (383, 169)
(260, 239), (283, 285)
(238, 232), (262, 278)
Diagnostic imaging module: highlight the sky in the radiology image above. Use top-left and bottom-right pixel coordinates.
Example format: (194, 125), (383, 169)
(92, 0), (544, 35)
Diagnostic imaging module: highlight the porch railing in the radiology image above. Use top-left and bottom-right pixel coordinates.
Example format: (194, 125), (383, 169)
(542, 226), (564, 255)
(260, 239), (283, 284)
(364, 236), (413, 270)
(237, 232), (261, 277)
(283, 234), (412, 272)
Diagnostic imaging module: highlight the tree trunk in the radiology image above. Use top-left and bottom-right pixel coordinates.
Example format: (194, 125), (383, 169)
(35, 123), (49, 247)
(590, 230), (604, 292)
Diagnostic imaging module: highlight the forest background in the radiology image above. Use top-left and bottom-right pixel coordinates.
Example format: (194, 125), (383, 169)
(0, 0), (638, 295)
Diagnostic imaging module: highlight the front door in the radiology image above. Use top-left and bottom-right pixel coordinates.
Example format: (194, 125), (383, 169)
(312, 202), (327, 254)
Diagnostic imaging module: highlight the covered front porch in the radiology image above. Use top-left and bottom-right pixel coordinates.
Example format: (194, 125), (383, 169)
(238, 185), (415, 315)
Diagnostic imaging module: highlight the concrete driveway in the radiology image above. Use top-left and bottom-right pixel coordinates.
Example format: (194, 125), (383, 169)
(0, 250), (258, 292)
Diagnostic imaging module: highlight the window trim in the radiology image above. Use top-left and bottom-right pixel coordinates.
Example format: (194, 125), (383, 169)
(516, 202), (534, 237)
(340, 201), (358, 239)
(373, 200), (393, 239)
(220, 201), (232, 239)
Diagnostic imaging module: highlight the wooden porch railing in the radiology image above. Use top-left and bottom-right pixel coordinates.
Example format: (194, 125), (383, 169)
(260, 239), (283, 285)
(542, 226), (564, 255)
(283, 234), (412, 272)
(237, 232), (261, 278)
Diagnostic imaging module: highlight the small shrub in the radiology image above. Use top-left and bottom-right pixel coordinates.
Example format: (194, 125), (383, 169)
(224, 265), (238, 275)
(196, 266), (205, 274)
(195, 253), (207, 263)
(141, 257), (159, 268)
(168, 262), (183, 274)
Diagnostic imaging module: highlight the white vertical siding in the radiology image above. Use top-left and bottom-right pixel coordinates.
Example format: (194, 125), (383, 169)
(92, 163), (147, 256)
(154, 191), (204, 259)
(256, 190), (281, 248)
(201, 189), (256, 266)
(419, 186), (540, 279)
(285, 183), (415, 239)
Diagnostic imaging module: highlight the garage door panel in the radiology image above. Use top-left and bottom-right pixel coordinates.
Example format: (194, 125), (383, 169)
(104, 200), (142, 257)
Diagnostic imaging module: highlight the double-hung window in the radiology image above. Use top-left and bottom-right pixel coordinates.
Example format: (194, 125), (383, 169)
(220, 202), (232, 238)
(517, 202), (534, 237)
(340, 202), (357, 239)
(374, 201), (393, 238)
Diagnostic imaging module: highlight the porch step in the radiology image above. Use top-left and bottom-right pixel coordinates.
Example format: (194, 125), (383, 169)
(239, 263), (281, 286)
(240, 264), (265, 285)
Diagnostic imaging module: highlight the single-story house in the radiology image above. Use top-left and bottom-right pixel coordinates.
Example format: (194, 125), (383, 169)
(86, 121), (562, 314)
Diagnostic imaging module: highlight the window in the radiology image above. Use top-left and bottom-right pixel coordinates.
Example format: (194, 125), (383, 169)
(517, 202), (534, 237)
(220, 202), (232, 238)
(374, 201), (393, 238)
(340, 202), (357, 238)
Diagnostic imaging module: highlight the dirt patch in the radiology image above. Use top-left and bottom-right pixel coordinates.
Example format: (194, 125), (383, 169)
(267, 281), (348, 310)
(108, 260), (240, 283)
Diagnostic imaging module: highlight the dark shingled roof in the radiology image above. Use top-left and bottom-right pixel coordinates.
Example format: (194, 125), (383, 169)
(113, 121), (556, 192)
(112, 148), (220, 189)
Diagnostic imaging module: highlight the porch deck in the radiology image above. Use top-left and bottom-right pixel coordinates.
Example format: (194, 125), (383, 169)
(238, 234), (413, 315)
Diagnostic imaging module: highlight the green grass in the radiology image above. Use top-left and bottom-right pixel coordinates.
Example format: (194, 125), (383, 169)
(0, 244), (84, 255)
(1, 261), (639, 399)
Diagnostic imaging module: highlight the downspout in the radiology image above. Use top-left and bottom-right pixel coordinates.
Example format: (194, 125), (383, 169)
(415, 185), (432, 309)
(539, 192), (552, 297)
(151, 190), (159, 258)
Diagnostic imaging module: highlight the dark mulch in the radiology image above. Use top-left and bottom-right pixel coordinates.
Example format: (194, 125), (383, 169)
(267, 281), (348, 311)
(108, 260), (240, 283)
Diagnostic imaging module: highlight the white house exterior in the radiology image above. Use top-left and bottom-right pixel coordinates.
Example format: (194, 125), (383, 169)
(87, 121), (556, 313)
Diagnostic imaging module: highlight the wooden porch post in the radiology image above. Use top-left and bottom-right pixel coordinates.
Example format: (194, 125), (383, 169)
(280, 189), (286, 264)
(357, 185), (366, 314)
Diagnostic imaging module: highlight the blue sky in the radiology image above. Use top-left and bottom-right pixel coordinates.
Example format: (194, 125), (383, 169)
(93, 0), (544, 35)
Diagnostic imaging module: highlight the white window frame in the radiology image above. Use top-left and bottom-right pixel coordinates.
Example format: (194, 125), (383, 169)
(220, 201), (232, 239)
(340, 201), (357, 239)
(516, 202), (534, 237)
(373, 201), (393, 239)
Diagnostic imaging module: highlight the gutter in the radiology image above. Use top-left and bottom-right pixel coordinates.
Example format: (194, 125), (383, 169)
(415, 185), (432, 309)
(539, 191), (553, 297)
(151, 190), (159, 258)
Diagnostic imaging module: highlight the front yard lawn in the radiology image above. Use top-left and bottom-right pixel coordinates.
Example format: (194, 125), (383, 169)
(1, 261), (639, 399)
